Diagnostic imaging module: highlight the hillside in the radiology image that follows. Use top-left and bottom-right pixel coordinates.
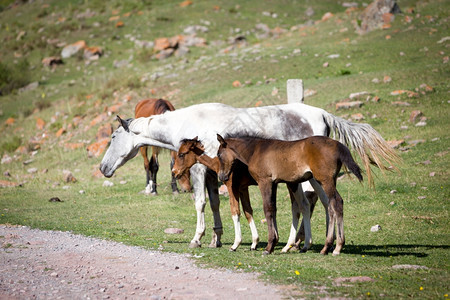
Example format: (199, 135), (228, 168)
(0, 0), (449, 298)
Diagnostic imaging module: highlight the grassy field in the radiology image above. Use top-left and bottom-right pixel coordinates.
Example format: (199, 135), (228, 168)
(0, 0), (449, 298)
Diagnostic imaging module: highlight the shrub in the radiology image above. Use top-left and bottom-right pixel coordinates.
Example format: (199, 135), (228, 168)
(0, 136), (22, 153)
(0, 60), (31, 96)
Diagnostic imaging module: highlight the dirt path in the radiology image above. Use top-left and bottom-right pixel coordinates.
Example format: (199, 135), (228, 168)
(0, 225), (297, 299)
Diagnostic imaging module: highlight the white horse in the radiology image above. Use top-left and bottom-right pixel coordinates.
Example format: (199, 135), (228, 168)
(100, 102), (398, 251)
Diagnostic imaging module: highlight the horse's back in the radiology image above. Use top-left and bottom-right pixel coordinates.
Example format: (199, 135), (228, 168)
(135, 98), (175, 118)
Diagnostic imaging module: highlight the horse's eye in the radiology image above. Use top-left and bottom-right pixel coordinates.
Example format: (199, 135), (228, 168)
(178, 153), (185, 158)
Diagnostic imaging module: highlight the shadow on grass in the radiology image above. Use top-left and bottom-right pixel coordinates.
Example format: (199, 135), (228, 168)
(165, 240), (448, 258)
(270, 243), (449, 257)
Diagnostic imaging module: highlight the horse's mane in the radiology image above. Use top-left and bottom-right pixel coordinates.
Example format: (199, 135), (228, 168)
(154, 99), (175, 114)
(180, 138), (202, 145)
(221, 132), (270, 141)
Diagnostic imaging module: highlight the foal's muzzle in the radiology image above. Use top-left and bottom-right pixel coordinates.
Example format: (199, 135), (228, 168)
(218, 172), (229, 182)
(172, 168), (182, 179)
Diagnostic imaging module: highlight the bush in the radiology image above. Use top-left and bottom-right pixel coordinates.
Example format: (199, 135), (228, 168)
(0, 60), (31, 96)
(0, 136), (22, 153)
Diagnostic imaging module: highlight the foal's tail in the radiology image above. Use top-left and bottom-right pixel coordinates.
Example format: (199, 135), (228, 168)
(323, 112), (400, 188)
(338, 143), (363, 182)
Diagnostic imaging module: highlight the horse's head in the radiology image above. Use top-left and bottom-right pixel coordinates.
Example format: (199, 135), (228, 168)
(100, 116), (139, 178)
(216, 134), (237, 182)
(172, 136), (205, 179)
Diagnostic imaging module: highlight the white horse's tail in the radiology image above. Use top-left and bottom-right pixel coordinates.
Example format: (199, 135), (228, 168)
(323, 112), (400, 188)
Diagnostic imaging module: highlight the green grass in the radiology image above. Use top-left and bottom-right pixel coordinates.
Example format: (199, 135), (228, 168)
(0, 0), (449, 298)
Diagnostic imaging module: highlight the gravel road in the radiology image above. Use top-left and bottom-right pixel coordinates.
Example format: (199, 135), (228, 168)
(0, 224), (296, 299)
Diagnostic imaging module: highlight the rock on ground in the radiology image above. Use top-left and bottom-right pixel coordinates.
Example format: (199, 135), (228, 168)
(0, 225), (295, 299)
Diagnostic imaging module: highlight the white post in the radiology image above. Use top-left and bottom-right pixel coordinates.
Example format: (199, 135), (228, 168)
(287, 79), (304, 103)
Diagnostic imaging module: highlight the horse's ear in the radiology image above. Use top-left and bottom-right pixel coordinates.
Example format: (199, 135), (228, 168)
(217, 134), (227, 147)
(189, 136), (200, 150)
(117, 115), (130, 132)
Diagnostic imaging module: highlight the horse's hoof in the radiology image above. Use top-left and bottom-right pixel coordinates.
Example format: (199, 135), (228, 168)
(289, 245), (299, 252)
(208, 241), (222, 248)
(262, 250), (272, 256)
(189, 241), (201, 248)
(229, 247), (237, 252)
(332, 251), (340, 256)
(281, 246), (290, 253)
(250, 247), (257, 251)
(299, 247), (308, 253)
(172, 190), (179, 195)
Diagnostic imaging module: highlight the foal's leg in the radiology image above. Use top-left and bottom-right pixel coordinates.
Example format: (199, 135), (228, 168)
(296, 180), (330, 245)
(281, 185), (301, 253)
(259, 181), (279, 255)
(299, 178), (333, 244)
(169, 150), (180, 194)
(228, 177), (243, 251)
(319, 181), (338, 255)
(294, 190), (317, 247)
(332, 190), (345, 256)
(205, 168), (222, 248)
(291, 183), (312, 252)
(240, 188), (259, 250)
(140, 146), (152, 195)
(149, 147), (159, 195)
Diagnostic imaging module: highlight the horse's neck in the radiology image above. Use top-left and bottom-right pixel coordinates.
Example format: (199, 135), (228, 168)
(131, 116), (174, 145)
(196, 154), (220, 173)
(130, 117), (176, 150)
(228, 139), (257, 166)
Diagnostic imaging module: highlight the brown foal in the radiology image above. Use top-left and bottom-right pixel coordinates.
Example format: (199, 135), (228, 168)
(135, 98), (191, 195)
(217, 134), (363, 255)
(172, 137), (259, 251)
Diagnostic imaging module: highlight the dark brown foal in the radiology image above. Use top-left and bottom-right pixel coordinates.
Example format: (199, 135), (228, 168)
(217, 134), (363, 255)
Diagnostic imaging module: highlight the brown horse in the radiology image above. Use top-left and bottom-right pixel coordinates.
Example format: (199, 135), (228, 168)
(172, 137), (324, 253)
(135, 99), (191, 195)
(217, 134), (363, 255)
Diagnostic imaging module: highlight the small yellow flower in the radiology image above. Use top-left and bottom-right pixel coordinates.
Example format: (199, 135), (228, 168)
(444, 293), (448, 297)
(295, 270), (300, 276)
(362, 255), (365, 258)
(238, 262), (242, 266)
(419, 286), (424, 291)
(367, 292), (371, 296)
(116, 221), (119, 223)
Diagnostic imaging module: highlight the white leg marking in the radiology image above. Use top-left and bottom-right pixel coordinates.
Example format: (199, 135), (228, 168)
(282, 199), (300, 253)
(248, 218), (259, 250)
(230, 214), (242, 251)
(189, 164), (207, 248)
(144, 183), (151, 195)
